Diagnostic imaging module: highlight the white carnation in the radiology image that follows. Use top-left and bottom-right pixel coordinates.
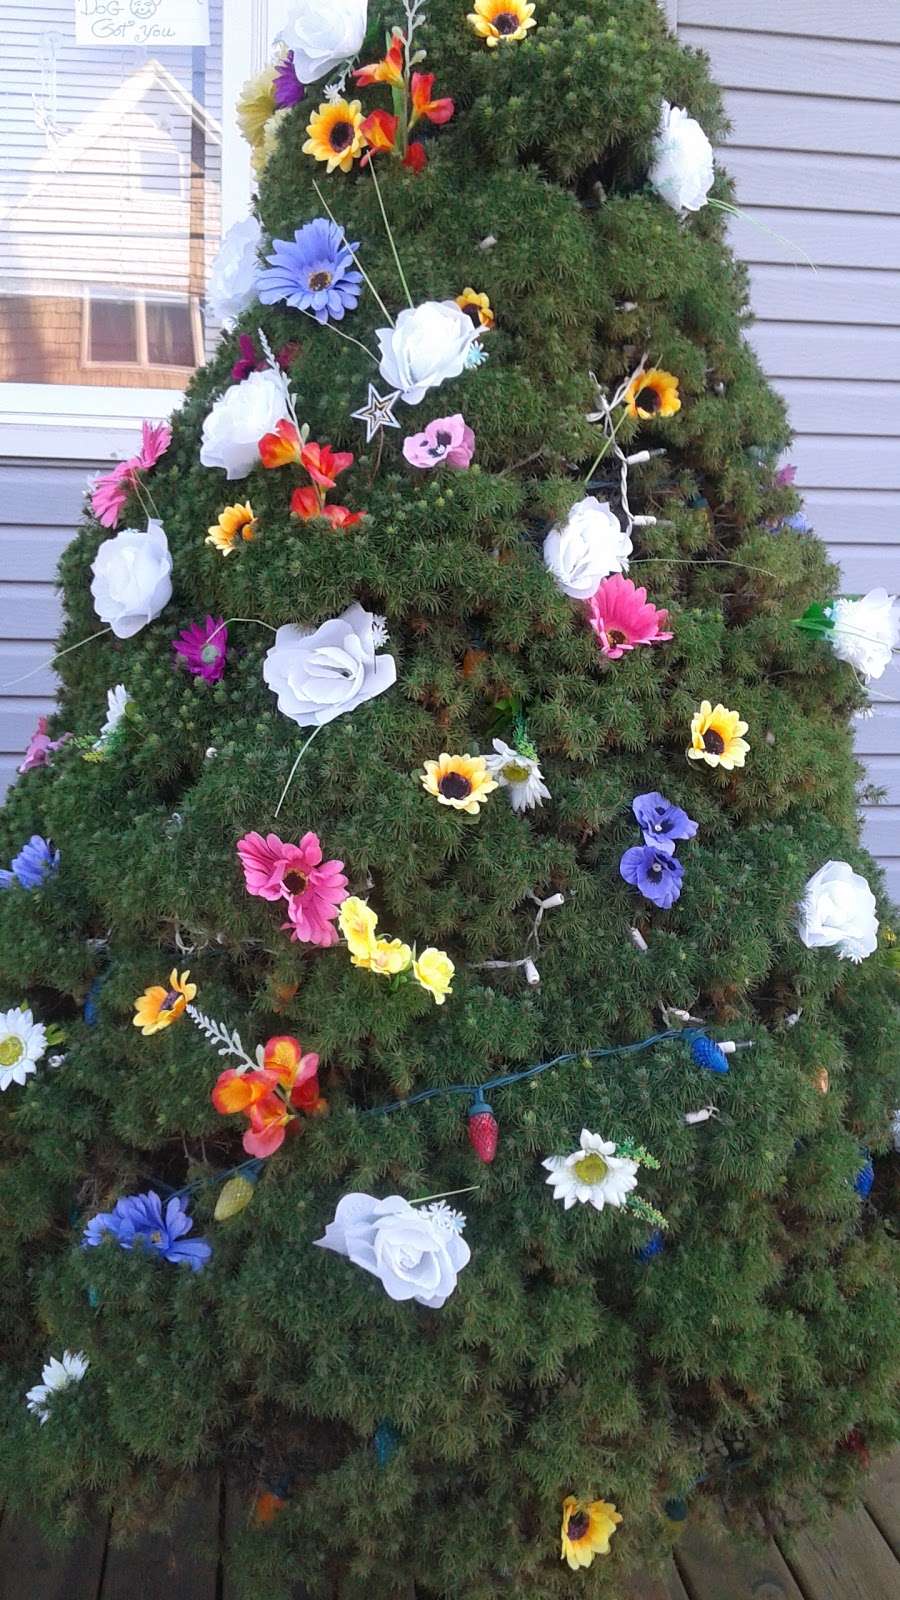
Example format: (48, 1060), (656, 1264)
(650, 101), (715, 213)
(377, 301), (478, 405)
(263, 602), (396, 728)
(543, 497), (631, 600)
(797, 860), (879, 964)
(90, 521), (172, 640)
(207, 215), (263, 325)
(279, 0), (368, 85)
(315, 1192), (470, 1309)
(829, 588), (899, 683)
(200, 368), (288, 480)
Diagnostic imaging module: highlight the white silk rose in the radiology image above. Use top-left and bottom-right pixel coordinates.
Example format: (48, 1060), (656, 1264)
(797, 860), (879, 964)
(200, 368), (288, 480)
(90, 520), (173, 639)
(543, 496), (632, 600)
(263, 603), (396, 727)
(377, 301), (478, 405)
(206, 215), (263, 325)
(315, 1193), (471, 1309)
(650, 101), (715, 213)
(829, 588), (899, 683)
(278, 0), (368, 85)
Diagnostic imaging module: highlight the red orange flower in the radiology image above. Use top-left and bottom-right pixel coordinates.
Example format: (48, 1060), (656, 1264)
(259, 419), (302, 469)
(299, 440), (354, 490)
(353, 33), (404, 88)
(404, 142), (427, 173)
(410, 73), (454, 128)
(361, 109), (399, 157)
(212, 1035), (323, 1158)
(291, 488), (363, 528)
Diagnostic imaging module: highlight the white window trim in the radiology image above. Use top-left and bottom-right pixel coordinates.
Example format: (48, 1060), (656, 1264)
(0, 0), (279, 462)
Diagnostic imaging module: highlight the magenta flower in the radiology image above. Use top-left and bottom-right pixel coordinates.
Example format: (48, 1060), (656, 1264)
(402, 414), (475, 471)
(236, 830), (348, 948)
(587, 574), (673, 660)
(172, 616), (228, 683)
(90, 419), (172, 529)
(774, 463), (797, 487)
(231, 333), (301, 384)
(19, 716), (69, 774)
(136, 419), (172, 471)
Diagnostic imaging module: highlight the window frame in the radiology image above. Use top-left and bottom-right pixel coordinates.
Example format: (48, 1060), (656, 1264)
(81, 290), (205, 374)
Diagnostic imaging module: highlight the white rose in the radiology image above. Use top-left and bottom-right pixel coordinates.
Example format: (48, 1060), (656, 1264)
(315, 1193), (471, 1309)
(829, 588), (899, 683)
(377, 301), (477, 406)
(263, 602), (396, 727)
(650, 101), (715, 213)
(797, 860), (879, 964)
(90, 521), (173, 640)
(543, 496), (632, 600)
(278, 0), (368, 85)
(200, 367), (288, 480)
(206, 215), (263, 325)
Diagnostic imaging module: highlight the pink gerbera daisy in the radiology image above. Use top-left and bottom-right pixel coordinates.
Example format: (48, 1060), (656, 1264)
(90, 420), (172, 529)
(135, 419), (173, 471)
(586, 574), (673, 660)
(236, 830), (348, 948)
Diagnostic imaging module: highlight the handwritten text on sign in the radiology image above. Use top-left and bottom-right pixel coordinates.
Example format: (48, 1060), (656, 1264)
(75, 0), (210, 48)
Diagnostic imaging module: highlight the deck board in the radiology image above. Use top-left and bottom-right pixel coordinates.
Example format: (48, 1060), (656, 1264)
(864, 1450), (900, 1559)
(0, 1516), (107, 1600)
(675, 1525), (806, 1600)
(99, 1480), (219, 1600)
(626, 1564), (691, 1600)
(780, 1506), (899, 1600)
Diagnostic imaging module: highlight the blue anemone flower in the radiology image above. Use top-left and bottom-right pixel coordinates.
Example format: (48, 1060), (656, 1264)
(82, 1190), (212, 1272)
(620, 844), (684, 909)
(632, 792), (698, 856)
(258, 218), (363, 323)
(0, 834), (60, 891)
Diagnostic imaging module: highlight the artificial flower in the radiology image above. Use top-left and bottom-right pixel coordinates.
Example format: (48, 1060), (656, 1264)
(650, 100), (715, 213)
(413, 947), (455, 1005)
(303, 98), (365, 173)
(468, 0), (536, 47)
(543, 1130), (639, 1212)
(258, 218), (363, 323)
(237, 65), (278, 147)
(797, 860), (879, 964)
(485, 739), (551, 812)
(369, 937), (414, 976)
(278, 0), (368, 86)
(206, 501), (257, 555)
(290, 488), (364, 527)
(0, 1006), (47, 1092)
(274, 49), (305, 108)
(421, 752), (498, 815)
(409, 73), (454, 128)
(587, 574), (673, 659)
(133, 969), (197, 1036)
(377, 301), (479, 405)
(620, 844), (685, 909)
(213, 1035), (321, 1157)
(236, 829), (348, 946)
(26, 1352), (89, 1426)
(263, 603), (396, 727)
(82, 1191), (212, 1271)
(315, 1192), (470, 1307)
(339, 895), (380, 963)
(172, 616), (228, 684)
(775, 463), (797, 487)
(135, 420), (171, 472)
(259, 418), (304, 469)
(252, 107), (290, 177)
(360, 110), (400, 157)
(561, 1497), (622, 1570)
(624, 368), (681, 419)
(456, 288), (494, 330)
(543, 497), (631, 600)
(0, 835), (59, 892)
(90, 420), (172, 529)
(300, 439), (354, 488)
(231, 333), (299, 384)
(206, 215), (263, 325)
(829, 588), (899, 682)
(354, 32), (404, 87)
(200, 368), (289, 479)
(404, 141), (427, 174)
(403, 414), (475, 470)
(687, 700), (749, 770)
(19, 716), (68, 773)
(632, 792), (698, 855)
(93, 684), (130, 751)
(90, 520), (173, 638)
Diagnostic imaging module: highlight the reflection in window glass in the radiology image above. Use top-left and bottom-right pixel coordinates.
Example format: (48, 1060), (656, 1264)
(88, 298), (139, 365)
(147, 299), (196, 367)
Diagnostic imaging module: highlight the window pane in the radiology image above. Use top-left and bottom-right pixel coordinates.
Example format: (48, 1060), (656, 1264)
(146, 299), (196, 367)
(88, 298), (139, 365)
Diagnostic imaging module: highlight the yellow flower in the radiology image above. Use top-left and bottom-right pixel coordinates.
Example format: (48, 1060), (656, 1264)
(237, 65), (277, 147)
(206, 502), (257, 556)
(421, 753), (498, 816)
(303, 99), (365, 174)
(560, 1497), (622, 1570)
(413, 948), (455, 1005)
(468, 0), (536, 47)
(133, 969), (197, 1037)
(687, 700), (750, 771)
(252, 107), (290, 177)
(369, 937), (413, 977)
(339, 897), (380, 964)
(456, 288), (495, 330)
(624, 367), (681, 420)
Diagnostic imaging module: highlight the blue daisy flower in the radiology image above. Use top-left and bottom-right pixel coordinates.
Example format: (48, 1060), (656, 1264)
(258, 218), (363, 324)
(0, 834), (60, 891)
(82, 1190), (212, 1272)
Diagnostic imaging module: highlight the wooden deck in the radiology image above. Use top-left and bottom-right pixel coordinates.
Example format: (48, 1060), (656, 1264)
(0, 1453), (896, 1600)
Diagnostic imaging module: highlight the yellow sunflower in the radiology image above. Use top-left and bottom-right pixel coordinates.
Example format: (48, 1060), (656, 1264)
(303, 99), (365, 174)
(560, 1496), (623, 1571)
(420, 753), (498, 816)
(687, 700), (750, 771)
(456, 288), (495, 330)
(206, 502), (257, 556)
(133, 969), (197, 1037)
(237, 65), (278, 147)
(624, 367), (682, 420)
(468, 0), (536, 47)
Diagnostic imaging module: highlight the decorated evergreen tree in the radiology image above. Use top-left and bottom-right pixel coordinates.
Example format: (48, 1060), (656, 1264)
(1, 3), (898, 1596)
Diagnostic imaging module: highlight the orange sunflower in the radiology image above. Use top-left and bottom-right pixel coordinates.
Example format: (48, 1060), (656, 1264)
(456, 288), (495, 330)
(133, 970), (197, 1036)
(206, 502), (257, 555)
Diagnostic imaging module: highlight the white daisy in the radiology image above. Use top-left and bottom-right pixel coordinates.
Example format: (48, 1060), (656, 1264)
(0, 1006), (47, 1092)
(543, 1129), (639, 1212)
(26, 1350), (89, 1425)
(485, 739), (551, 813)
(94, 684), (131, 751)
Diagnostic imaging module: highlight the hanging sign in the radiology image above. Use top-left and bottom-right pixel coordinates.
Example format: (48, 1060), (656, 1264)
(75, 0), (210, 47)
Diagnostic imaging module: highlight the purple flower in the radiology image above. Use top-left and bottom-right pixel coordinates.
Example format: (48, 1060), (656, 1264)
(274, 50), (305, 109)
(258, 219), (363, 324)
(0, 835), (60, 891)
(172, 616), (228, 684)
(231, 335), (300, 384)
(774, 464), (797, 487)
(402, 414), (475, 471)
(784, 512), (811, 533)
(620, 845), (684, 909)
(632, 792), (698, 856)
(82, 1191), (212, 1272)
(19, 717), (69, 774)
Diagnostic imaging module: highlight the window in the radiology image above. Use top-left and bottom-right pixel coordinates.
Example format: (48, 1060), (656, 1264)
(84, 293), (203, 370)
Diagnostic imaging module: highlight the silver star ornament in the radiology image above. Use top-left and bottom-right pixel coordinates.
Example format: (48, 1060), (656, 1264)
(351, 384), (402, 444)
